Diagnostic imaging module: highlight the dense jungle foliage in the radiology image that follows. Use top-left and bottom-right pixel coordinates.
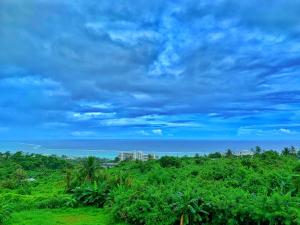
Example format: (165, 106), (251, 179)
(1, 147), (300, 225)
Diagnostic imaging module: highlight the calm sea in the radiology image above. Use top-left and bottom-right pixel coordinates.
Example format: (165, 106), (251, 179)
(0, 140), (299, 159)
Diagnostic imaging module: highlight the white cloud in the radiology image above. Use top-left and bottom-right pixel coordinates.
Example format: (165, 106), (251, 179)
(80, 102), (112, 110)
(70, 112), (116, 121)
(100, 115), (202, 128)
(137, 130), (150, 136)
(152, 129), (163, 135)
(237, 126), (297, 136)
(208, 113), (219, 117)
(85, 21), (159, 45)
(71, 131), (96, 137)
(132, 93), (152, 101)
(279, 128), (291, 134)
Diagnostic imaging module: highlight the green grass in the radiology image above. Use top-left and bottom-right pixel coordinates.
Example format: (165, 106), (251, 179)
(7, 208), (127, 225)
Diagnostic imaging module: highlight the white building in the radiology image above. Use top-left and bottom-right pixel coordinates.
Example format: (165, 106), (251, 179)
(233, 150), (254, 156)
(119, 151), (157, 161)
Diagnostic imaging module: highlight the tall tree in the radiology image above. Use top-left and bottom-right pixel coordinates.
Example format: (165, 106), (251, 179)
(225, 149), (233, 157)
(255, 146), (262, 155)
(81, 156), (98, 183)
(282, 147), (290, 156)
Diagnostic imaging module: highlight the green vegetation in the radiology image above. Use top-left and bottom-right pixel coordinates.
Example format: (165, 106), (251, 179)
(0, 152), (119, 225)
(1, 147), (300, 225)
(0, 203), (12, 224)
(7, 208), (127, 225)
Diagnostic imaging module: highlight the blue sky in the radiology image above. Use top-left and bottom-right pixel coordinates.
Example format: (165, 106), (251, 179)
(1, 0), (300, 140)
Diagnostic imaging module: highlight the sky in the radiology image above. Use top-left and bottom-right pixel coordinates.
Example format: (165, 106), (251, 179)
(1, 0), (300, 140)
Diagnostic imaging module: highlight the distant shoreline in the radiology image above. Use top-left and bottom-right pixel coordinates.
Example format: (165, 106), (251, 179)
(1, 140), (300, 159)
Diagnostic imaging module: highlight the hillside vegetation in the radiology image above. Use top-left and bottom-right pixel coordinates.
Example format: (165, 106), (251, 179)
(1, 148), (300, 225)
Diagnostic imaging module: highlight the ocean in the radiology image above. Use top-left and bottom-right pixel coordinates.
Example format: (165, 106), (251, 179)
(0, 140), (299, 159)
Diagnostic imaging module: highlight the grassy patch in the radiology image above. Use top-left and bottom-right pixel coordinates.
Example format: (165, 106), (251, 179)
(7, 207), (127, 225)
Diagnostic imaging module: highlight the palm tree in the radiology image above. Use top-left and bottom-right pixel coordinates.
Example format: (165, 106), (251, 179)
(171, 191), (209, 225)
(282, 147), (290, 156)
(255, 146), (262, 155)
(65, 169), (74, 192)
(225, 149), (233, 157)
(282, 146), (298, 156)
(81, 156), (98, 183)
(290, 146), (297, 156)
(297, 150), (300, 159)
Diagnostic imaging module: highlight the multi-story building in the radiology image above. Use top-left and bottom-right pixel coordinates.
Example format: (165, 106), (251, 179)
(233, 150), (254, 156)
(119, 151), (157, 161)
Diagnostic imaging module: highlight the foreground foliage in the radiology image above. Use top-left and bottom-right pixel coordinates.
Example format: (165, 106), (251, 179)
(0, 203), (12, 225)
(68, 150), (300, 225)
(1, 148), (300, 225)
(0, 152), (119, 225)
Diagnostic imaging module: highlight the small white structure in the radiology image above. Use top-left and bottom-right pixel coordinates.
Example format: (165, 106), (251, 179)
(26, 178), (36, 182)
(119, 151), (156, 161)
(233, 150), (254, 156)
(101, 162), (119, 168)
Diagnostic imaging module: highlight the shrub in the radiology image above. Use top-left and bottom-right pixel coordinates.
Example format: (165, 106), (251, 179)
(0, 203), (12, 225)
(159, 156), (181, 168)
(208, 152), (222, 158)
(35, 195), (72, 209)
(110, 185), (176, 225)
(293, 163), (300, 173)
(72, 183), (109, 207)
(171, 191), (211, 225)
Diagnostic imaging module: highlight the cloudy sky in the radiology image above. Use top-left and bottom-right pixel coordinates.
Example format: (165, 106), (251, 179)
(1, 0), (300, 140)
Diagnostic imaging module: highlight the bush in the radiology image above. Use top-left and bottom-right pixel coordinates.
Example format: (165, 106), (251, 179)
(35, 195), (72, 209)
(0, 203), (12, 225)
(72, 183), (109, 207)
(159, 156), (181, 168)
(0, 193), (71, 211)
(208, 152), (222, 158)
(110, 185), (176, 225)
